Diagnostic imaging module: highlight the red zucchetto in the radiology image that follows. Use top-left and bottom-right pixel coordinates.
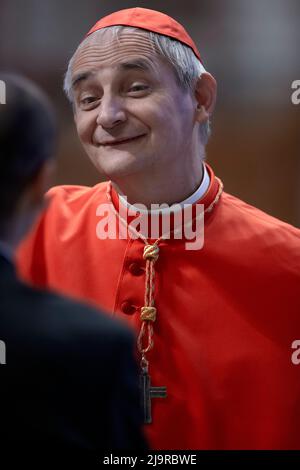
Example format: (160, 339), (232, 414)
(85, 7), (202, 62)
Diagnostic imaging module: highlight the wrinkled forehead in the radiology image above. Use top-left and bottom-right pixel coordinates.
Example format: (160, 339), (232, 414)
(71, 28), (164, 77)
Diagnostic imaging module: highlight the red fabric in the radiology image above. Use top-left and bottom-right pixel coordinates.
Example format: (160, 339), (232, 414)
(17, 164), (300, 449)
(86, 7), (202, 62)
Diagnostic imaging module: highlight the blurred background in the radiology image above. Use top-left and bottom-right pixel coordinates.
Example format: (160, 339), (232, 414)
(1, 0), (299, 226)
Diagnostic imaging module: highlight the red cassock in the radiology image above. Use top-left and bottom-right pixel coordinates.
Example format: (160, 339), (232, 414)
(17, 164), (300, 449)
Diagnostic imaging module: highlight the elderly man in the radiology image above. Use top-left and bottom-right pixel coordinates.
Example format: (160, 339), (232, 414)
(18, 8), (300, 449)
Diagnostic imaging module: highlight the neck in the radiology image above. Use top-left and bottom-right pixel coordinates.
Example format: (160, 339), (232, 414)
(112, 156), (205, 208)
(0, 237), (15, 262)
(0, 212), (36, 254)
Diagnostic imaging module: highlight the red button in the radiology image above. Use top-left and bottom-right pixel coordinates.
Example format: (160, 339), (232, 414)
(128, 262), (144, 276)
(121, 301), (136, 315)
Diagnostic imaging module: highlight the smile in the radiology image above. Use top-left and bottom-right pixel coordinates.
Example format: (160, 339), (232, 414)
(99, 135), (146, 146)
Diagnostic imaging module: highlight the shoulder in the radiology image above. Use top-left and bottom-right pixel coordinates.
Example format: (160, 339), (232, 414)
(21, 181), (110, 241)
(16, 181), (111, 282)
(47, 181), (109, 211)
(14, 281), (134, 358)
(213, 192), (300, 272)
(1, 282), (136, 403)
(220, 191), (300, 242)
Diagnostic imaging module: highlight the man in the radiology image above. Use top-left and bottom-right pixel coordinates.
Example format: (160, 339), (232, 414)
(0, 73), (146, 459)
(17, 8), (300, 449)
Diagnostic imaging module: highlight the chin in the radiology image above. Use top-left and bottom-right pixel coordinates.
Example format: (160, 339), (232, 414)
(93, 151), (144, 181)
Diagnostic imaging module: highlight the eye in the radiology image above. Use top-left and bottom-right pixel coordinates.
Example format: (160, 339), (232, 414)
(79, 96), (100, 110)
(81, 96), (95, 104)
(127, 84), (150, 95)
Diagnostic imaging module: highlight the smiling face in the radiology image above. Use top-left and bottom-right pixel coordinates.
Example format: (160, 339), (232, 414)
(71, 29), (200, 182)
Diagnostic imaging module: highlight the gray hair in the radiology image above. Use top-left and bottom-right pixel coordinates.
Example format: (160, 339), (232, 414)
(64, 26), (211, 145)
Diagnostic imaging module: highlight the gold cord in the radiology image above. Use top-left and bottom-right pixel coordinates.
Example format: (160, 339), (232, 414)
(106, 177), (224, 365)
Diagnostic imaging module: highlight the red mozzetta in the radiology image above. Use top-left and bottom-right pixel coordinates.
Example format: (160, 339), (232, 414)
(17, 164), (300, 449)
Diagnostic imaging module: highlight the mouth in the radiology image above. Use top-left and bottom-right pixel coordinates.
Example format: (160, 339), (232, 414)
(98, 134), (146, 147)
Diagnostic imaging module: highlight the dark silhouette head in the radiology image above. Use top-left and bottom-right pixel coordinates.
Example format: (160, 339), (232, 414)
(0, 74), (56, 242)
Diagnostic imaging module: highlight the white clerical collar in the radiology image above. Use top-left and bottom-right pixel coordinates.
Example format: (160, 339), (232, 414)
(179, 163), (210, 205)
(118, 163), (210, 215)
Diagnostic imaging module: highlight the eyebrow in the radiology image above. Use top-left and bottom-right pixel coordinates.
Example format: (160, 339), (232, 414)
(71, 59), (154, 90)
(71, 71), (95, 89)
(118, 59), (153, 72)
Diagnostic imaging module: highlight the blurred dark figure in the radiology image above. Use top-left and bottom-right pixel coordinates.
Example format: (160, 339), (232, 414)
(0, 74), (146, 462)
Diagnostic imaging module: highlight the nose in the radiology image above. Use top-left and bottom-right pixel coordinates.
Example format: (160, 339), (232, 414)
(96, 94), (126, 129)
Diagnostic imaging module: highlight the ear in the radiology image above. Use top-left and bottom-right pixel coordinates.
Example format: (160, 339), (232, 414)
(194, 73), (217, 123)
(18, 159), (55, 214)
(10, 160), (55, 247)
(31, 160), (55, 205)
(73, 106), (77, 124)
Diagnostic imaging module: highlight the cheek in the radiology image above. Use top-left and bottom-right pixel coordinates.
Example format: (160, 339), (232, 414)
(75, 113), (95, 145)
(130, 97), (167, 131)
(148, 97), (192, 137)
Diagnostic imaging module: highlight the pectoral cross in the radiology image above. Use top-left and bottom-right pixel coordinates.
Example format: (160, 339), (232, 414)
(139, 366), (167, 424)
